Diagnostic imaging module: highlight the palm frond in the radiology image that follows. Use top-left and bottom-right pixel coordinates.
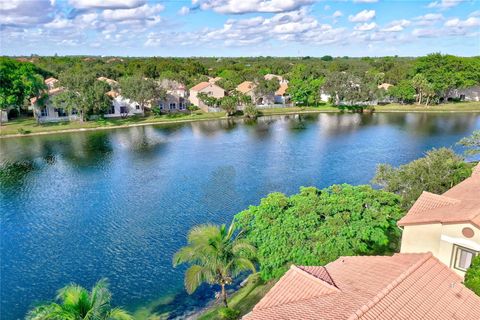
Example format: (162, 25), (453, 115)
(231, 240), (257, 256)
(184, 265), (214, 294)
(106, 308), (134, 320)
(188, 224), (220, 245)
(26, 303), (75, 320)
(173, 246), (198, 266)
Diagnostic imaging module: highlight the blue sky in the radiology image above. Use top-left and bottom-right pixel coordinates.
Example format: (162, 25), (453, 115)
(1, 0), (479, 57)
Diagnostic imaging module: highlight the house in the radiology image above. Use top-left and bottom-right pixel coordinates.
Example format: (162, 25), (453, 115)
(208, 76), (222, 84)
(398, 163), (480, 277)
(274, 82), (289, 104)
(157, 80), (189, 113)
(31, 78), (80, 122)
(264, 74), (288, 84)
(244, 253), (480, 319)
(189, 82), (225, 112)
(236, 81), (256, 102)
(99, 77), (144, 118)
(378, 83), (394, 90)
(104, 90), (144, 118)
(449, 85), (480, 102)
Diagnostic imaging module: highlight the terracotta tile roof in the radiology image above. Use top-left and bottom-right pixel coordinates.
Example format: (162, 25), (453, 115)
(190, 81), (211, 92)
(236, 81), (256, 94)
(97, 77), (119, 86)
(275, 83), (288, 96)
(398, 163), (480, 228)
(208, 76), (222, 84)
(244, 253), (480, 320)
(264, 74), (284, 82)
(45, 77), (58, 85)
(106, 90), (119, 98)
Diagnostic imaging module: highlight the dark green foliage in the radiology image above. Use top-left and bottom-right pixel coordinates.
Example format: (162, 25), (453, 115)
(53, 72), (111, 121)
(389, 80), (415, 104)
(372, 148), (472, 210)
(465, 256), (480, 296)
(118, 76), (166, 109)
(235, 184), (403, 280)
(0, 57), (46, 120)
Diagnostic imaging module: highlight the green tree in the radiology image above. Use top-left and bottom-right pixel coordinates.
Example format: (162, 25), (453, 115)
(52, 73), (111, 121)
(372, 148), (472, 210)
(389, 80), (415, 104)
(119, 76), (166, 111)
(244, 103), (259, 119)
(254, 79), (279, 104)
(458, 130), (480, 155)
(27, 279), (133, 320)
(0, 57), (46, 124)
(235, 185), (403, 280)
(220, 96), (238, 116)
(465, 256), (480, 296)
(173, 223), (256, 307)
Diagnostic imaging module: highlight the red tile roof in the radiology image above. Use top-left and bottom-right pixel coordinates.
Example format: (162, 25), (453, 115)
(190, 81), (211, 92)
(398, 163), (480, 228)
(236, 81), (256, 94)
(244, 253), (480, 320)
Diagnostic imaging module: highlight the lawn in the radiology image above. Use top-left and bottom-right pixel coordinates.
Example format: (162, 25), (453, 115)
(1, 102), (479, 137)
(198, 274), (275, 320)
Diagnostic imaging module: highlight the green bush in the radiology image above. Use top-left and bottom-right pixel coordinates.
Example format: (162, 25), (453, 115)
(235, 184), (403, 280)
(17, 128), (31, 134)
(244, 104), (259, 119)
(218, 307), (240, 320)
(465, 256), (480, 296)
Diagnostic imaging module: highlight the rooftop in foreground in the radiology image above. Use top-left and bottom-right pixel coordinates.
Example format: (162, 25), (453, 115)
(244, 253), (480, 320)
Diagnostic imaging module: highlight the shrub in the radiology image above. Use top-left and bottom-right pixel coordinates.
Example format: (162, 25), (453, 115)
(218, 307), (240, 320)
(244, 104), (259, 119)
(465, 256), (480, 296)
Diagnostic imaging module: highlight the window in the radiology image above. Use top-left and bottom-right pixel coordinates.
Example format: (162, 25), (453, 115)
(108, 104), (115, 114)
(135, 105), (140, 110)
(57, 108), (67, 117)
(169, 103), (176, 110)
(453, 245), (478, 271)
(40, 107), (48, 117)
(159, 103), (164, 110)
(120, 106), (129, 114)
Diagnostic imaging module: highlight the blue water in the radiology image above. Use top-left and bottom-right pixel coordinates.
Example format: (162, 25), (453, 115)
(1, 112), (479, 319)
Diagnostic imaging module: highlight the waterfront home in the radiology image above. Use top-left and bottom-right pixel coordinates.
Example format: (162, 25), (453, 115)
(236, 81), (256, 101)
(398, 164), (480, 277)
(31, 78), (80, 122)
(98, 77), (144, 118)
(189, 82), (225, 112)
(274, 82), (289, 104)
(157, 80), (189, 113)
(449, 85), (480, 102)
(104, 90), (144, 118)
(244, 253), (480, 319)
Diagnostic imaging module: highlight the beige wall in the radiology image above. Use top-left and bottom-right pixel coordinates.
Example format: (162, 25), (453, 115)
(401, 223), (480, 277)
(189, 84), (225, 112)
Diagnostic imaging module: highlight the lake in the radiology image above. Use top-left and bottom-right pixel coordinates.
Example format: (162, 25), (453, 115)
(1, 112), (479, 320)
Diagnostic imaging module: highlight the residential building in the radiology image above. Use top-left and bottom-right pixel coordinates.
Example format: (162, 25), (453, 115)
(104, 91), (144, 118)
(189, 82), (225, 112)
(158, 80), (189, 113)
(236, 81), (256, 102)
(398, 164), (480, 277)
(244, 252), (480, 319)
(449, 85), (480, 102)
(208, 76), (222, 84)
(264, 74), (288, 84)
(31, 78), (80, 122)
(274, 82), (289, 104)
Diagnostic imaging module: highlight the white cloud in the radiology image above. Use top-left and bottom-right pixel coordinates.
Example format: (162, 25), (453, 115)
(44, 17), (74, 29)
(0, 0), (54, 26)
(333, 10), (343, 18)
(178, 6), (190, 15)
(353, 0), (378, 3)
(195, 0), (314, 14)
(469, 10), (480, 17)
(354, 22), (377, 31)
(427, 0), (463, 9)
(68, 0), (145, 10)
(101, 4), (164, 22)
(412, 28), (439, 37)
(381, 19), (410, 32)
(444, 17), (480, 27)
(349, 10), (375, 22)
(413, 13), (444, 26)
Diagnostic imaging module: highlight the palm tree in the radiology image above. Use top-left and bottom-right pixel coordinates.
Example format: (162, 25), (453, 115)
(27, 279), (133, 320)
(173, 223), (256, 308)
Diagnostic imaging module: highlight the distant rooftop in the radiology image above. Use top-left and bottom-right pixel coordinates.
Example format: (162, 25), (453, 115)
(244, 253), (480, 320)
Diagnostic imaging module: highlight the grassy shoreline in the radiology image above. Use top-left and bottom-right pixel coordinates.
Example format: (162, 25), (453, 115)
(1, 102), (479, 138)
